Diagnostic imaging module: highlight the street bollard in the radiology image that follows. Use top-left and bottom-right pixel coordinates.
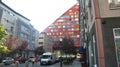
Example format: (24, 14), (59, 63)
(59, 57), (63, 67)
(25, 61), (29, 67)
(15, 61), (19, 67)
(0, 63), (5, 67)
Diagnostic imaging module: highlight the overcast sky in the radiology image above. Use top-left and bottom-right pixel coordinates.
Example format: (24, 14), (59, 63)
(2, 0), (77, 32)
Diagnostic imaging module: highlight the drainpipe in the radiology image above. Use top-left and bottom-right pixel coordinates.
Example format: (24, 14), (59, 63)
(93, 0), (105, 67)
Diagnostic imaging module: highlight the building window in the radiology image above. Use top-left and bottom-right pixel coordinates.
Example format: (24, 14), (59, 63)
(51, 29), (54, 32)
(11, 27), (13, 32)
(63, 25), (66, 28)
(60, 32), (62, 35)
(108, 0), (120, 9)
(75, 22), (79, 24)
(39, 37), (43, 39)
(39, 42), (43, 44)
(113, 28), (120, 67)
(58, 25), (62, 28)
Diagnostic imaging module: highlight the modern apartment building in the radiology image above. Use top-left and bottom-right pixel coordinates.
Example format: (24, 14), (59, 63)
(0, 1), (39, 57)
(44, 3), (80, 50)
(39, 32), (53, 52)
(79, 0), (120, 67)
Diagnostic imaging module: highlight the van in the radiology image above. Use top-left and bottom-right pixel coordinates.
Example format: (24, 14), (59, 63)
(40, 52), (57, 65)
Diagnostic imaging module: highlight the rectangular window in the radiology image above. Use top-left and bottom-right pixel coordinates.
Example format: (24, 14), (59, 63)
(39, 42), (43, 44)
(113, 28), (120, 67)
(39, 37), (43, 39)
(108, 0), (120, 9)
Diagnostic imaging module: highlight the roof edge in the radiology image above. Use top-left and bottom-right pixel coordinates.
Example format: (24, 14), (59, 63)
(0, 1), (30, 21)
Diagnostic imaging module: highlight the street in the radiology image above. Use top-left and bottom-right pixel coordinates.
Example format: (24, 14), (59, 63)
(5, 60), (82, 67)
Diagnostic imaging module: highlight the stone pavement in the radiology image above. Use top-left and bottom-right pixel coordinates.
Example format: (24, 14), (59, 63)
(62, 60), (82, 67)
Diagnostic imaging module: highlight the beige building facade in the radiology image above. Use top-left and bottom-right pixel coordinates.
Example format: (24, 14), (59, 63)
(39, 32), (53, 52)
(79, 0), (120, 67)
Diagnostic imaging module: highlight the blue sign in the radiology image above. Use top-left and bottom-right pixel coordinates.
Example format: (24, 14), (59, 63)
(79, 46), (85, 54)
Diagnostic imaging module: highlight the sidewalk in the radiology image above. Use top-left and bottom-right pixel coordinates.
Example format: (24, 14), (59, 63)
(63, 60), (82, 67)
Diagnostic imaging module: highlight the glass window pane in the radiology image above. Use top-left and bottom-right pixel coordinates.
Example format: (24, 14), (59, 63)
(115, 29), (120, 36)
(113, 28), (120, 66)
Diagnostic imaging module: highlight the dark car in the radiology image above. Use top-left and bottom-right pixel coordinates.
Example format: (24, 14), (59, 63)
(2, 57), (14, 65)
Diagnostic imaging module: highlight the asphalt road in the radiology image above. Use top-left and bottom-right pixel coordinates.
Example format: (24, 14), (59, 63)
(5, 59), (82, 67)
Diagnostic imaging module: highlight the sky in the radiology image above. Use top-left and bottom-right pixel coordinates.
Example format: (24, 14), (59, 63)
(2, 0), (77, 33)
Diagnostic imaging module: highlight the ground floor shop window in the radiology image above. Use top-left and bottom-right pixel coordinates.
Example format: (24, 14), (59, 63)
(113, 28), (120, 67)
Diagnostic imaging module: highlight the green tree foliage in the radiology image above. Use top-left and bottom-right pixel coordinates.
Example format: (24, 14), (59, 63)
(0, 24), (10, 54)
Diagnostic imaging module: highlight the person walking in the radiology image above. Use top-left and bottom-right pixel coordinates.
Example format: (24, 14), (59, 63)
(35, 56), (38, 65)
(32, 57), (35, 66)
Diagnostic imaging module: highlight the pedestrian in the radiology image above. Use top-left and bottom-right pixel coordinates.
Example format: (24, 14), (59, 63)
(35, 56), (38, 65)
(32, 57), (35, 66)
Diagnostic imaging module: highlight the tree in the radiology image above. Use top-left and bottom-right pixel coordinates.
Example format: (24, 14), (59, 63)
(0, 24), (10, 54)
(34, 46), (45, 56)
(17, 39), (29, 56)
(60, 37), (77, 55)
(19, 40), (28, 51)
(5, 35), (18, 51)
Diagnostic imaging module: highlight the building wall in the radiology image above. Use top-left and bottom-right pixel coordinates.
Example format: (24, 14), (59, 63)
(44, 35), (53, 52)
(35, 30), (39, 48)
(98, 0), (120, 18)
(86, 0), (120, 67)
(39, 32), (45, 47)
(96, 0), (120, 67)
(0, 6), (3, 22)
(87, 24), (98, 67)
(80, 0), (120, 67)
(86, 0), (95, 32)
(3, 12), (16, 36)
(30, 28), (36, 50)
(44, 3), (80, 49)
(16, 19), (38, 50)
(0, 5), (17, 36)
(0, 2), (39, 58)
(39, 32), (53, 52)
(102, 18), (120, 67)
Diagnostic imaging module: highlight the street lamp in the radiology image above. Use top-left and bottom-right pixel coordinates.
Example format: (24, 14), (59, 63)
(59, 38), (63, 55)
(59, 38), (63, 67)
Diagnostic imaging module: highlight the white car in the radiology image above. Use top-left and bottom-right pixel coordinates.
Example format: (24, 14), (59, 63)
(2, 57), (14, 65)
(40, 52), (57, 65)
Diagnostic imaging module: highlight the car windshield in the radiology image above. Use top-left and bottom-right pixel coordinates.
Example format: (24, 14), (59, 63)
(5, 57), (11, 60)
(42, 55), (50, 59)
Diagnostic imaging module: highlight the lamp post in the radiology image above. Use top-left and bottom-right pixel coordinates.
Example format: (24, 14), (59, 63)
(59, 38), (63, 67)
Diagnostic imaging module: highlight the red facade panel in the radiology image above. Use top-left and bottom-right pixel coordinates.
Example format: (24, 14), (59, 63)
(44, 3), (80, 49)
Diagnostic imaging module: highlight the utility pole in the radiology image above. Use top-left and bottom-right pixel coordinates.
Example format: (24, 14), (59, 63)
(59, 38), (63, 67)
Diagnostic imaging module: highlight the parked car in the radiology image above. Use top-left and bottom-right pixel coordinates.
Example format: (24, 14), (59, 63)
(2, 57), (14, 65)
